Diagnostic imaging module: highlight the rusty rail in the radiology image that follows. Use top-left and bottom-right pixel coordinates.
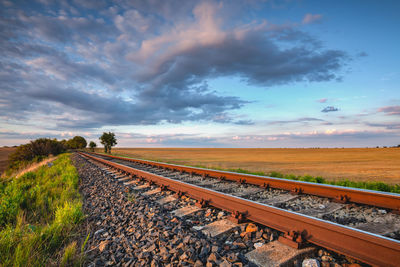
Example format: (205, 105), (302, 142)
(80, 152), (400, 267)
(88, 152), (400, 212)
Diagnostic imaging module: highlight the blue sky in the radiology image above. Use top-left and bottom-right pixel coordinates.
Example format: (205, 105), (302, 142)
(0, 0), (399, 147)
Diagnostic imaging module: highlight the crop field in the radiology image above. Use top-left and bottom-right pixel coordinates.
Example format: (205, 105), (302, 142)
(103, 148), (400, 185)
(0, 147), (16, 174)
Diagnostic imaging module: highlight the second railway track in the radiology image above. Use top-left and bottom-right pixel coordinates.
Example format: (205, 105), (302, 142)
(79, 152), (400, 266)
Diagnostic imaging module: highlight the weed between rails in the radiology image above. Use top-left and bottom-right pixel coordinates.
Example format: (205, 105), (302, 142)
(126, 192), (136, 202)
(0, 153), (85, 266)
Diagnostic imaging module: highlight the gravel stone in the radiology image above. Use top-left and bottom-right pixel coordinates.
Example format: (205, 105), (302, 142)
(302, 258), (320, 267)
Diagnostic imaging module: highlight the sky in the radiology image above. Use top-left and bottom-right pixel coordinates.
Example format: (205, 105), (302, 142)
(1, 0), (399, 148)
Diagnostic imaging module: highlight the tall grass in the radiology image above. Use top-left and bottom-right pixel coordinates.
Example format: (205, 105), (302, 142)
(0, 154), (84, 266)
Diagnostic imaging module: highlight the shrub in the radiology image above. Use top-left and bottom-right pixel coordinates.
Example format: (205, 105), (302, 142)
(6, 138), (65, 175)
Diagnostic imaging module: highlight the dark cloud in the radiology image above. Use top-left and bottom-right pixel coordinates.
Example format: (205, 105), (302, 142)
(0, 130), (76, 140)
(2, 80), (244, 128)
(321, 106), (339, 113)
(357, 52), (368, 57)
(0, 0), (348, 129)
(133, 28), (347, 90)
(378, 106), (400, 116)
(17, 12), (115, 44)
(234, 120), (254, 125)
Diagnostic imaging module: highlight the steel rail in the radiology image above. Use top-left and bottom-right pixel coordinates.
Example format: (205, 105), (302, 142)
(88, 152), (400, 212)
(80, 152), (400, 267)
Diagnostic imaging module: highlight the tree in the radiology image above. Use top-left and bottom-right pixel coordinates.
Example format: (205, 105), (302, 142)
(60, 139), (68, 149)
(66, 136), (87, 149)
(99, 132), (117, 153)
(89, 141), (97, 152)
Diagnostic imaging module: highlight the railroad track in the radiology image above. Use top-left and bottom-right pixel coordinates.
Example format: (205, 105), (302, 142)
(78, 152), (400, 266)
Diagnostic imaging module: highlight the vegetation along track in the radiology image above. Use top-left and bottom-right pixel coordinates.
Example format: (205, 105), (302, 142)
(79, 152), (400, 266)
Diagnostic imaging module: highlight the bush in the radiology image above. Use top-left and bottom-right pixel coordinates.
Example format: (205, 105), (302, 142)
(6, 138), (65, 175)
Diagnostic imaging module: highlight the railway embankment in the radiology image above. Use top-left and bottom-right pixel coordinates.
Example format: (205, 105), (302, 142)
(75, 153), (371, 267)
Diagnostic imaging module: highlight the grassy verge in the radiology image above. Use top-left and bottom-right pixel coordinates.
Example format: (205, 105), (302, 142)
(2, 155), (47, 178)
(0, 153), (84, 266)
(228, 168), (400, 194)
(96, 151), (400, 194)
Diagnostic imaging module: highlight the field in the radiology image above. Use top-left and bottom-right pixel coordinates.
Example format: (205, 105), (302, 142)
(0, 147), (16, 174)
(105, 148), (400, 185)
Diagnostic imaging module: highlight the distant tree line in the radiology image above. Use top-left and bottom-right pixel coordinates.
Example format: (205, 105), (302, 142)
(7, 136), (88, 174)
(376, 145), (400, 148)
(60, 136), (87, 149)
(6, 132), (119, 174)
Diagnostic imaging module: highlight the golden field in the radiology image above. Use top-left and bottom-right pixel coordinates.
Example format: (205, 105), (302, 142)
(104, 148), (400, 184)
(0, 147), (16, 174)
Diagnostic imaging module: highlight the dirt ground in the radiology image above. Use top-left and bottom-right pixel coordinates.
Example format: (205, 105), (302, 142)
(103, 148), (400, 185)
(0, 147), (16, 174)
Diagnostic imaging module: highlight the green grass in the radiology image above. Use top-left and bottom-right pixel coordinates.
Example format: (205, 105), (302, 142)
(60, 241), (77, 267)
(95, 151), (400, 194)
(232, 169), (400, 193)
(0, 153), (84, 266)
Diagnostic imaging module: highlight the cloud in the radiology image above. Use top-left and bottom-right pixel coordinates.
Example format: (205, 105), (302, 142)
(0, 130), (83, 141)
(321, 106), (339, 113)
(0, 1), (348, 130)
(366, 122), (400, 130)
(233, 120), (254, 125)
(228, 129), (400, 147)
(302, 13), (322, 24)
(356, 52), (368, 57)
(104, 129), (398, 147)
(378, 106), (400, 116)
(130, 4), (346, 89)
(1, 127), (399, 148)
(269, 117), (324, 125)
(317, 98), (328, 103)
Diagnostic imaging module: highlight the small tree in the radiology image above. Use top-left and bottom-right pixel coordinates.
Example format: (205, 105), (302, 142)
(89, 141), (97, 152)
(99, 132), (117, 154)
